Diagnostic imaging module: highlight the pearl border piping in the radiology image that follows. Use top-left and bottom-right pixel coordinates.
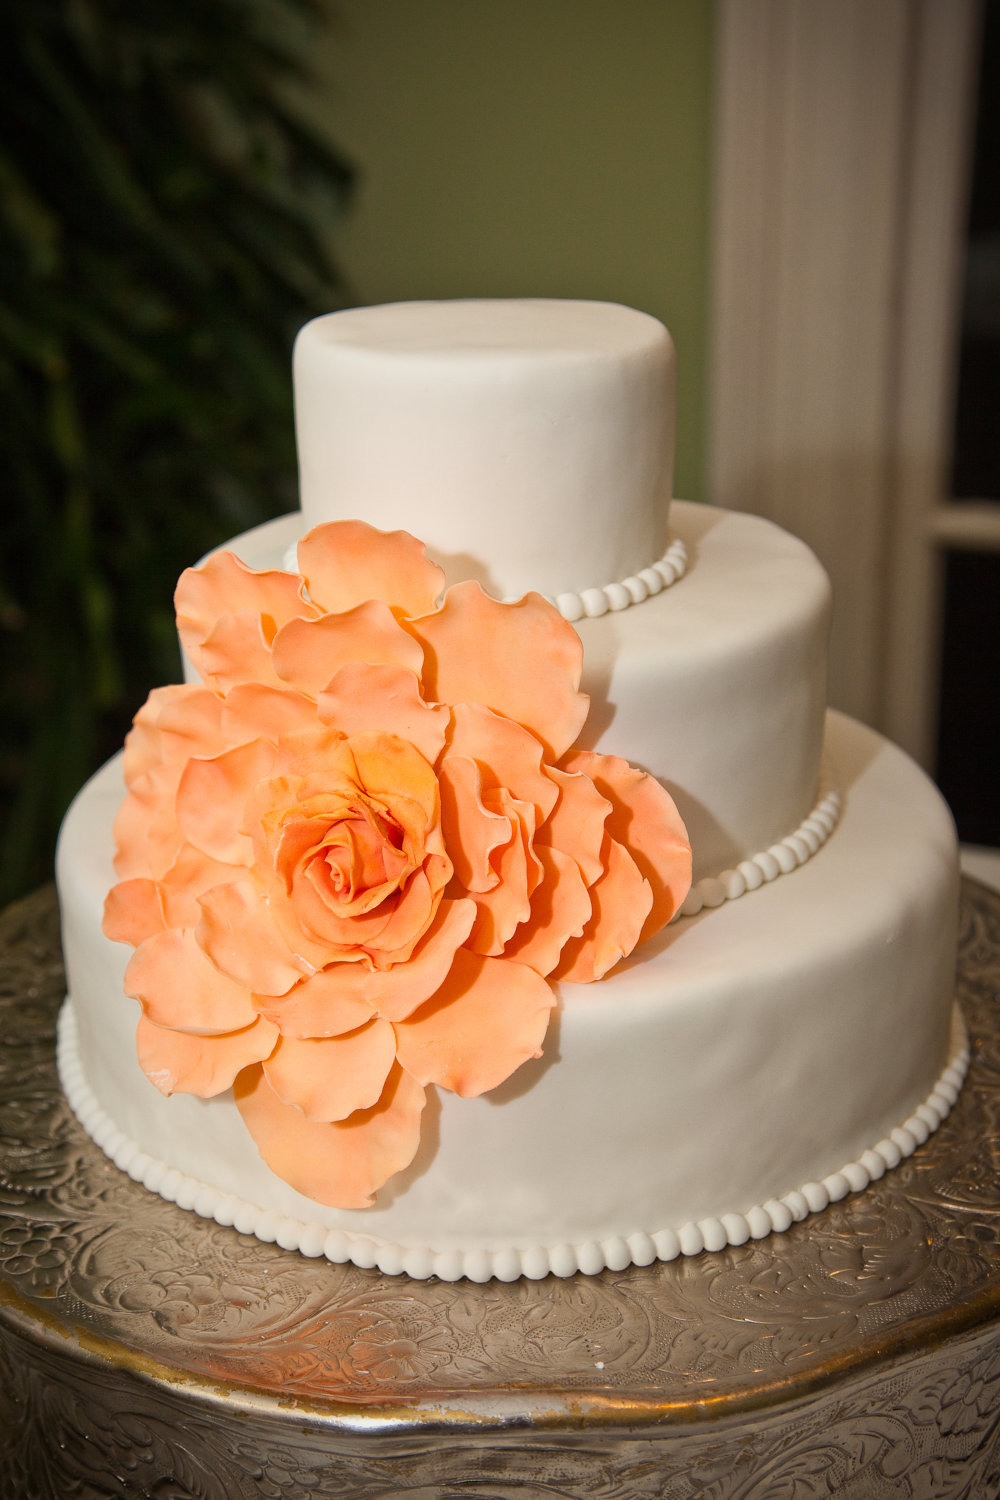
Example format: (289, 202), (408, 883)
(543, 537), (688, 622)
(672, 773), (843, 922)
(57, 1002), (967, 1286)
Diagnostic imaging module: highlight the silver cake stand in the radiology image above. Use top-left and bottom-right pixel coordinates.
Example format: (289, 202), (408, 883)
(1, 882), (1000, 1499)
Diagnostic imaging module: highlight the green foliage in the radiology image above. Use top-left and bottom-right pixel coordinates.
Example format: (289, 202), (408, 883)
(1, 0), (352, 903)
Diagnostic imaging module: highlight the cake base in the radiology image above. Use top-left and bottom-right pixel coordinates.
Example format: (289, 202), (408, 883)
(54, 710), (961, 1279)
(2, 882), (1000, 1497)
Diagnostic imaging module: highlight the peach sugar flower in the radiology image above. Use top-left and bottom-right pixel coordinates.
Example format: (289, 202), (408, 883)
(104, 521), (691, 1209)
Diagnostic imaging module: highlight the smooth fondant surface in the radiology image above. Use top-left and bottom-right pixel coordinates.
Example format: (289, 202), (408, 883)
(293, 300), (675, 599)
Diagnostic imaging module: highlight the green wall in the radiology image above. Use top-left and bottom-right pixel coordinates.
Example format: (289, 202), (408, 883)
(311, 0), (713, 498)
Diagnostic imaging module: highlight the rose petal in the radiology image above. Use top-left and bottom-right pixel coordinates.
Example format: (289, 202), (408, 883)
(246, 732), (451, 962)
(276, 861), (446, 967)
(270, 802), (364, 900)
(103, 878), (166, 947)
(342, 731), (443, 838)
(263, 1019), (397, 1121)
(366, 860), (453, 962)
(255, 967), (378, 1038)
(255, 727), (349, 791)
(551, 837), (652, 983)
(258, 878), (368, 973)
(368, 897), (478, 1020)
(196, 880), (313, 996)
(234, 1061), (426, 1209)
(297, 520), (445, 618)
(197, 610), (291, 693)
(258, 898), (476, 1035)
(561, 751), (692, 937)
(148, 687), (229, 764)
(394, 946), (556, 1097)
(124, 928), (259, 1034)
(272, 601), (424, 698)
(175, 739), (277, 865)
(537, 765), (610, 885)
(222, 683), (318, 744)
(112, 761), (185, 881)
(464, 791), (540, 957)
(123, 685), (221, 783)
(259, 731), (442, 869)
(445, 702), (559, 824)
(270, 844), (408, 953)
(136, 1013), (278, 1097)
(438, 754), (509, 893)
(175, 550), (314, 668)
(157, 843), (251, 930)
(299, 808), (412, 917)
(317, 663), (450, 767)
(503, 845), (592, 976)
(409, 582), (588, 760)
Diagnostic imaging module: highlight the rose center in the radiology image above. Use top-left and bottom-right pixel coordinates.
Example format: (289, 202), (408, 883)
(306, 807), (413, 916)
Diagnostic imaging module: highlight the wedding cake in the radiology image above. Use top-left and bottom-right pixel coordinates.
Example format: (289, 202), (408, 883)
(55, 300), (964, 1282)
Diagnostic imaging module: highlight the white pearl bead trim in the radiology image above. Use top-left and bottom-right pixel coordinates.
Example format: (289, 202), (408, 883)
(543, 537), (688, 622)
(57, 1000), (968, 1285)
(672, 774), (842, 923)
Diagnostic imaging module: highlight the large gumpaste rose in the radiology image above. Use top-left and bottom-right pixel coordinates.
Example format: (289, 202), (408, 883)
(104, 521), (691, 1208)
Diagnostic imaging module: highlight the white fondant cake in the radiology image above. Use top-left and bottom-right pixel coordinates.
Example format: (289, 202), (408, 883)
(55, 300), (962, 1281)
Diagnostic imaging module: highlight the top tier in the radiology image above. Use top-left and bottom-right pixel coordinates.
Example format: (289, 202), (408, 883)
(292, 299), (675, 600)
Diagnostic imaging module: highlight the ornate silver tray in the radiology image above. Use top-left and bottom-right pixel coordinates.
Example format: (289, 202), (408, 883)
(1, 881), (1000, 1498)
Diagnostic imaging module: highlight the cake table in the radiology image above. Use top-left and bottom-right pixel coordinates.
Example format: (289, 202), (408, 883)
(1, 880), (999, 1499)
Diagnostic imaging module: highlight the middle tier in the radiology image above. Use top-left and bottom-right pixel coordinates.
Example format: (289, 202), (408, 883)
(200, 501), (831, 882)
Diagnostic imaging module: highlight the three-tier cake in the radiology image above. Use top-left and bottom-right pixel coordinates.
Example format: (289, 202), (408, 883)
(55, 300), (964, 1281)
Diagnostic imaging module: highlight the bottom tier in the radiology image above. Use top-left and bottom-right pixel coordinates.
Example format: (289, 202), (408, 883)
(55, 711), (963, 1281)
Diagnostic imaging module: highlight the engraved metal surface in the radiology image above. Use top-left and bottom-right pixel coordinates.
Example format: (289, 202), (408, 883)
(1, 882), (1000, 1497)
